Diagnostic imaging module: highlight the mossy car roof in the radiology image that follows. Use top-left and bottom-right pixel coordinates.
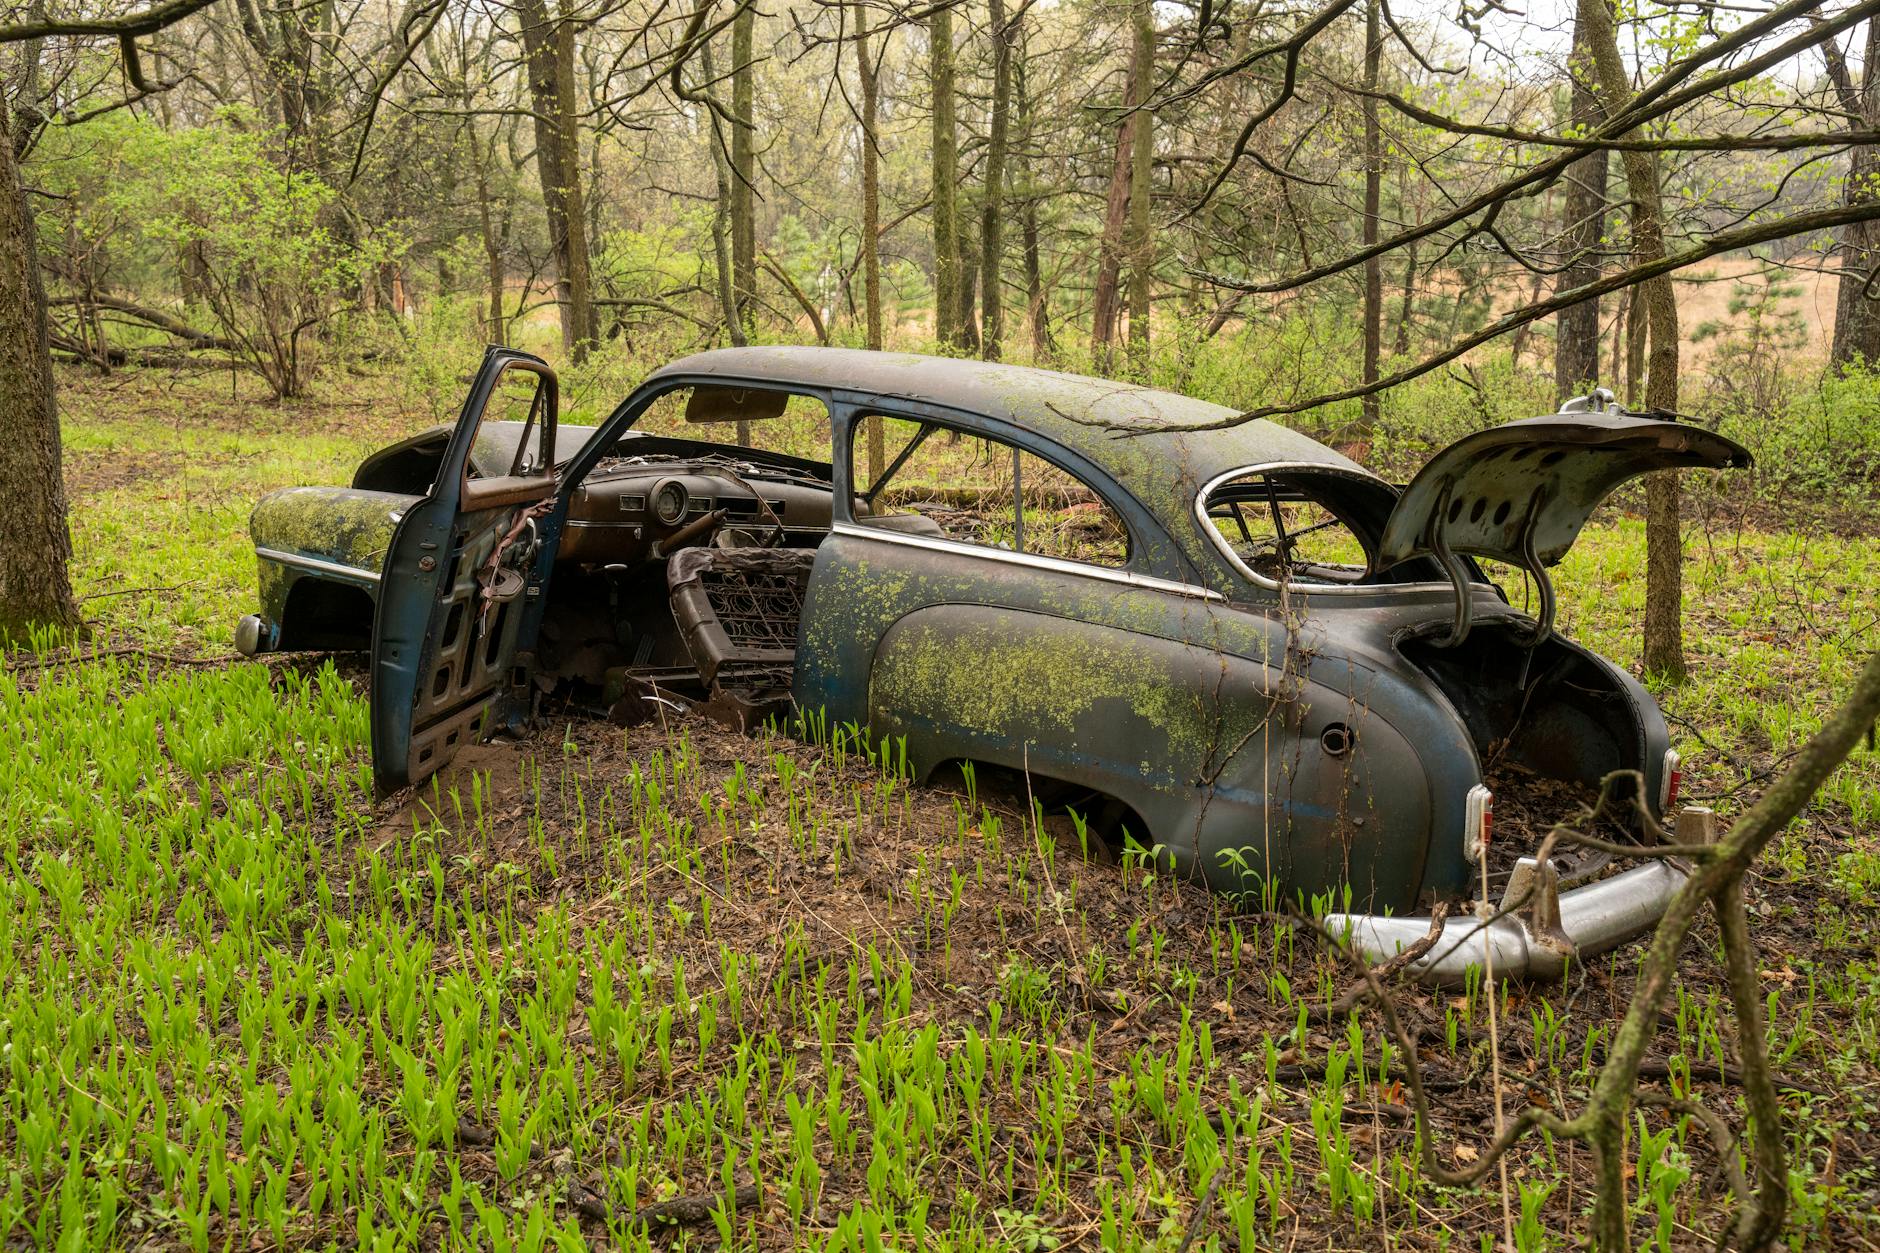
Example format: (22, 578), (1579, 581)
(647, 347), (1362, 510)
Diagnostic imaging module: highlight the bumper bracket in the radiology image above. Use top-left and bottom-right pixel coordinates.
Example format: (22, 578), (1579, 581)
(1326, 806), (1715, 987)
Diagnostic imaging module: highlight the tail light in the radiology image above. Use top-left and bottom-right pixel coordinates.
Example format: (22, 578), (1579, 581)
(1464, 784), (1493, 863)
(1660, 749), (1682, 813)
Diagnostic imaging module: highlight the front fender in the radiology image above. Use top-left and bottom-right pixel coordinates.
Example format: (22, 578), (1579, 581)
(249, 487), (410, 640)
(250, 486), (416, 575)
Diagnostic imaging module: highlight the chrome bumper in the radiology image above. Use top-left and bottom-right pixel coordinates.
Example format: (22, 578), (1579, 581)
(1327, 855), (1690, 988)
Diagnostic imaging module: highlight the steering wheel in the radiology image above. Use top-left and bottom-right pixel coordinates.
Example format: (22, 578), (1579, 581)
(654, 508), (727, 557)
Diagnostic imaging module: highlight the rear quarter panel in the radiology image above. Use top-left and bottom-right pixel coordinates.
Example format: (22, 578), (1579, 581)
(795, 530), (1451, 912)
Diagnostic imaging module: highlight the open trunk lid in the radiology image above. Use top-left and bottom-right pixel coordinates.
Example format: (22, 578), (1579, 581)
(1377, 401), (1751, 572)
(1373, 395), (1750, 648)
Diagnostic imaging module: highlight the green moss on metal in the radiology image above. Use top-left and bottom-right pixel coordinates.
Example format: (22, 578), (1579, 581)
(872, 619), (1237, 769)
(250, 486), (410, 571)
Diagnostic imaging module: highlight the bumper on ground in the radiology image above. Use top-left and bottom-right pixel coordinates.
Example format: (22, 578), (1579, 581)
(1326, 808), (1711, 987)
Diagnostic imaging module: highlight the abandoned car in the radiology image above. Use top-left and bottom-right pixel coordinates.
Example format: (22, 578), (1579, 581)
(240, 346), (1749, 980)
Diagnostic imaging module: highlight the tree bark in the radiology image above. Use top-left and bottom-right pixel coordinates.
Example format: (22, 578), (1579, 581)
(730, 1), (756, 333)
(979, 0), (1011, 361)
(518, 0), (595, 362)
(1124, 0), (1153, 373)
(1091, 16), (1144, 370)
(1555, 16), (1610, 403)
(699, 41), (750, 444)
(702, 46), (745, 351)
(855, 5), (887, 483)
(1393, 240), (1416, 357)
(858, 8), (882, 357)
(930, 4), (960, 348)
(1824, 22), (1880, 371)
(1022, 198), (1052, 361)
(1624, 281), (1646, 405)
(957, 215), (980, 353)
(1584, 0), (1688, 699)
(1014, 38), (1054, 361)
(461, 99), (509, 347)
(1359, 0), (1382, 429)
(0, 96), (81, 641)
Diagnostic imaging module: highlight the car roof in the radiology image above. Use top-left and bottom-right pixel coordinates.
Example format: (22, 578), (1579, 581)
(645, 347), (1362, 519)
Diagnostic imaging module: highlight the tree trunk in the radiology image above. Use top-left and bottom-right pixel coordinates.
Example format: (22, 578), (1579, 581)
(1124, 0), (1153, 374)
(858, 8), (884, 480)
(1825, 22), (1880, 371)
(1555, 15), (1610, 403)
(980, 0), (1011, 361)
(702, 50), (744, 350)
(553, 16), (595, 359)
(1359, 0), (1382, 429)
(1091, 23), (1144, 370)
(518, 0), (595, 362)
(930, 5), (960, 348)
(1507, 261), (1548, 364)
(1393, 240), (1417, 357)
(1584, 0), (1688, 717)
(0, 99), (80, 641)
(1014, 40), (1054, 361)
(588, 132), (604, 270)
(470, 117), (508, 346)
(180, 241), (210, 314)
(858, 7), (883, 360)
(957, 215), (980, 353)
(1833, 157), (1880, 370)
(731, 1), (757, 334)
(1624, 281), (1645, 405)
(1022, 201), (1053, 361)
(700, 42), (750, 445)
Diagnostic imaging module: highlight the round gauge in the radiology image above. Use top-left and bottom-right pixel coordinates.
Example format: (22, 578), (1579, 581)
(650, 478), (689, 525)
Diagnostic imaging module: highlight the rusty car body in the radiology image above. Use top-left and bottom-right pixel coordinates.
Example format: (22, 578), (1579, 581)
(240, 346), (1749, 981)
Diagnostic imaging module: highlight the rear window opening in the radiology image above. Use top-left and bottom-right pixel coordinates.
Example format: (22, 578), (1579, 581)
(1201, 467), (1447, 588)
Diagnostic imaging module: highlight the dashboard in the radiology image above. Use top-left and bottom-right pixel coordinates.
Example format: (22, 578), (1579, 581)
(350, 421), (844, 568)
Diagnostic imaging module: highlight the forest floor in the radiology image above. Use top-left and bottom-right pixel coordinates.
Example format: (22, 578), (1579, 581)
(3, 364), (1879, 1250)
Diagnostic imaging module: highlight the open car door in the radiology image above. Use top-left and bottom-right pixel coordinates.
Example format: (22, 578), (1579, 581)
(1376, 397), (1750, 646)
(371, 348), (559, 797)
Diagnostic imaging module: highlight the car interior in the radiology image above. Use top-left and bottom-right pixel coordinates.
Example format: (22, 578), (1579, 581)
(449, 383), (1140, 730)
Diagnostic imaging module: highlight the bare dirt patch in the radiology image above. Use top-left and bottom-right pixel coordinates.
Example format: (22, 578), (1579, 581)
(366, 703), (1880, 1247)
(63, 446), (190, 499)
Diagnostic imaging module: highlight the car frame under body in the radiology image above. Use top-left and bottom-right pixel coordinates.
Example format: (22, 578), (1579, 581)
(240, 346), (1749, 983)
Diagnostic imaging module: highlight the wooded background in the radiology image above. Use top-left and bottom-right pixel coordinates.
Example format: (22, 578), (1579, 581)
(3, 0), (1880, 655)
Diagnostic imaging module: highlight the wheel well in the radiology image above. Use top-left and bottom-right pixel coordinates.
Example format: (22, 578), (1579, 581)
(925, 758), (1150, 859)
(278, 577), (376, 651)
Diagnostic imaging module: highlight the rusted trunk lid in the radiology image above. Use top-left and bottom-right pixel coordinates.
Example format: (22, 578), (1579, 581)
(1376, 411), (1750, 572)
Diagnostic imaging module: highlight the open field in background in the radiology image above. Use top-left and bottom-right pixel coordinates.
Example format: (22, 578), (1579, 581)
(4, 358), (1879, 1248)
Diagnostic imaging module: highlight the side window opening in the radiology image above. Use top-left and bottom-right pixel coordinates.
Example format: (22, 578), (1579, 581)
(853, 415), (1130, 569)
(469, 365), (555, 481)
